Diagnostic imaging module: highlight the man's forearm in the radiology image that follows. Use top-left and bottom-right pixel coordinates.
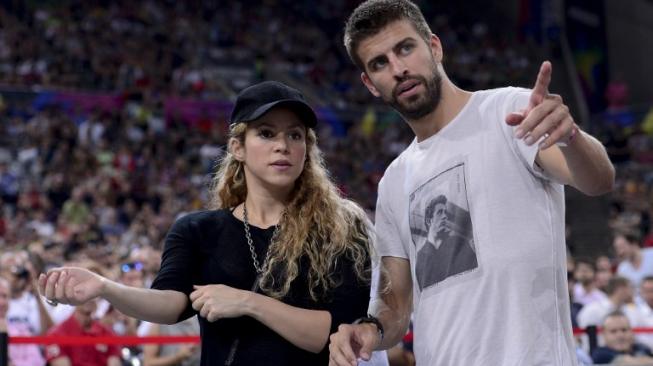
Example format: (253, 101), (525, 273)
(372, 297), (412, 349)
(370, 257), (413, 350)
(561, 128), (615, 196)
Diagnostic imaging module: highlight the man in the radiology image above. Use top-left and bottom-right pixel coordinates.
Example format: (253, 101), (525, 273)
(614, 232), (653, 288)
(328, 1), (614, 365)
(45, 299), (122, 366)
(635, 276), (653, 349)
(573, 258), (607, 306)
(0, 276), (46, 366)
(577, 276), (642, 329)
(591, 311), (653, 364)
(0, 251), (52, 366)
(0, 251), (53, 337)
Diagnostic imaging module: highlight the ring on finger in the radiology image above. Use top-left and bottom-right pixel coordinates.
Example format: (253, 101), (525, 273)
(45, 298), (58, 307)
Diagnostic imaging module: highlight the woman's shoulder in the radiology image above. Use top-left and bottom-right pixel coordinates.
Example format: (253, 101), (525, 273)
(171, 208), (233, 228)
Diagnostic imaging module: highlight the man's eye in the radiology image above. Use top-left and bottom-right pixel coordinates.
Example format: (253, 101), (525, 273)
(371, 59), (386, 70)
(400, 44), (413, 54)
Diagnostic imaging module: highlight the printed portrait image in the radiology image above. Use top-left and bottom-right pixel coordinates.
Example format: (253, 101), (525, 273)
(409, 163), (477, 291)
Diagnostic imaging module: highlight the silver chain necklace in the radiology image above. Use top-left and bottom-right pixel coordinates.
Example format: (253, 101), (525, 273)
(242, 202), (279, 274)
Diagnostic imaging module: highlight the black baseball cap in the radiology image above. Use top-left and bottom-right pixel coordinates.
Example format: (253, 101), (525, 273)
(230, 81), (317, 128)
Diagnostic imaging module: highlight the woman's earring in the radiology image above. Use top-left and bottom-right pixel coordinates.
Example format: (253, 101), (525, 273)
(234, 161), (244, 183)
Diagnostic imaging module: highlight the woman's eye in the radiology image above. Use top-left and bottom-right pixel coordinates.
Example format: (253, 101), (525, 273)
(259, 129), (274, 138)
(289, 132), (304, 141)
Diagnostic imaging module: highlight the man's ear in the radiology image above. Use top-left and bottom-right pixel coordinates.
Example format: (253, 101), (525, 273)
(429, 34), (443, 63)
(229, 137), (244, 161)
(361, 72), (381, 97)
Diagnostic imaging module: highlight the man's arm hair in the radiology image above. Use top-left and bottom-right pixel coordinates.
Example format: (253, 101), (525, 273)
(371, 256), (413, 349)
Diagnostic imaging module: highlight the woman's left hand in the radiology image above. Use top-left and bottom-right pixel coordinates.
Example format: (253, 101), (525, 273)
(189, 284), (252, 322)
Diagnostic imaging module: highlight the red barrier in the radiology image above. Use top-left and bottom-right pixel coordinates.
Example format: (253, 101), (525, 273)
(7, 328), (653, 345)
(9, 335), (200, 345)
(572, 327), (653, 335)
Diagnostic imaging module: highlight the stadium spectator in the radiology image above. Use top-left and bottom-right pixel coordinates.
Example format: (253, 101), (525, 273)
(45, 298), (122, 366)
(591, 310), (653, 364)
(614, 231), (653, 288)
(577, 276), (642, 329)
(0, 251), (53, 337)
(573, 257), (608, 306)
(0, 276), (47, 366)
(142, 318), (201, 366)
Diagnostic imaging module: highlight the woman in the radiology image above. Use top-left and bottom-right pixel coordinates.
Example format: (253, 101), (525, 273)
(39, 81), (372, 365)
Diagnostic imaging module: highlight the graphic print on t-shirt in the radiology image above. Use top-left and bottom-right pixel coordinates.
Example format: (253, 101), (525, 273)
(409, 162), (477, 291)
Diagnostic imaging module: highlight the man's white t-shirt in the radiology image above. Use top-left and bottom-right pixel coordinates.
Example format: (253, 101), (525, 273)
(618, 248), (653, 288)
(576, 298), (643, 329)
(375, 87), (576, 365)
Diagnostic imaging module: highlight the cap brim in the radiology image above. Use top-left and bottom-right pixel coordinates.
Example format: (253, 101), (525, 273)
(238, 99), (317, 128)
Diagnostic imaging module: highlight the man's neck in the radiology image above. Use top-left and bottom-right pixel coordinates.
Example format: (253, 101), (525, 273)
(407, 83), (472, 142)
(11, 289), (25, 300)
(630, 250), (642, 268)
(610, 296), (626, 308)
(582, 283), (595, 292)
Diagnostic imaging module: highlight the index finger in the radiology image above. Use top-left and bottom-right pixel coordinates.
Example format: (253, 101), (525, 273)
(529, 61), (552, 107)
(330, 326), (358, 366)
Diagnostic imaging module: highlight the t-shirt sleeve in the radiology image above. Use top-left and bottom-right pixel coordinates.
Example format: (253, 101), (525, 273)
(374, 176), (408, 259)
(496, 87), (554, 182)
(150, 214), (198, 319)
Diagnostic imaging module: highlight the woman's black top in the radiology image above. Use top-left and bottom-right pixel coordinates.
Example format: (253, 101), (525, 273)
(151, 209), (371, 366)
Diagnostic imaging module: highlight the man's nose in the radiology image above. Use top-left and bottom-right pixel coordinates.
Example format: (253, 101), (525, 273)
(389, 54), (408, 79)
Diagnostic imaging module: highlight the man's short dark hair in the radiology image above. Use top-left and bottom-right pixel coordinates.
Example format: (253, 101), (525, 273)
(615, 230), (642, 247)
(605, 276), (631, 296)
(575, 257), (596, 272)
(344, 0), (432, 70)
(424, 195), (447, 229)
(603, 310), (629, 326)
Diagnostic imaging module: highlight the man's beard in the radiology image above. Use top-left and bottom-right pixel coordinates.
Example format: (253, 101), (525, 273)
(384, 63), (443, 120)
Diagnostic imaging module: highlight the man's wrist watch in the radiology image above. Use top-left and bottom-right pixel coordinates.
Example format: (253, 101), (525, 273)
(353, 315), (384, 341)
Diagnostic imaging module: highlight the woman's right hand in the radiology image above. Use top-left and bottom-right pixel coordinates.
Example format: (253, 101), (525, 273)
(38, 267), (105, 305)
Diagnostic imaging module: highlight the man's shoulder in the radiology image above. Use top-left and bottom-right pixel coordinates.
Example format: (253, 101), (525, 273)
(47, 315), (79, 336)
(378, 147), (414, 190)
(592, 346), (619, 363)
(89, 320), (116, 336)
(474, 86), (531, 111)
(577, 299), (607, 322)
(641, 247), (653, 260)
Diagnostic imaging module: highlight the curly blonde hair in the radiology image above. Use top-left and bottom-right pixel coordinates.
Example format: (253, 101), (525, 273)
(208, 122), (371, 300)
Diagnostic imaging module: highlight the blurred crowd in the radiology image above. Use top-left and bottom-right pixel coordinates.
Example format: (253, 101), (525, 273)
(0, 0), (652, 365)
(0, 0), (538, 107)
